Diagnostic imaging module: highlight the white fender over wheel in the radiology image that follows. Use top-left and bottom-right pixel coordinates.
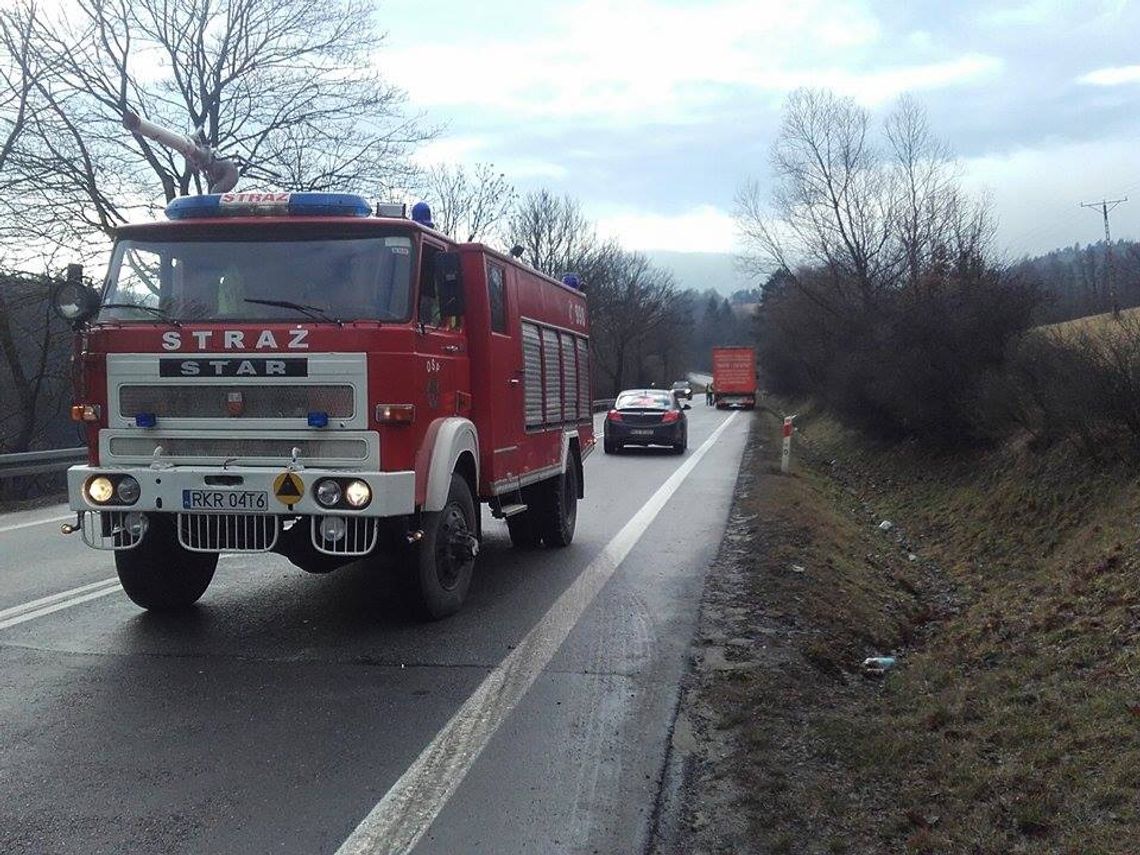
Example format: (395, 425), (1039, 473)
(422, 417), (479, 512)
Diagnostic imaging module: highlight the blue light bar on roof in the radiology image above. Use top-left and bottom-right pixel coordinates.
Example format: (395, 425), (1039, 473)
(165, 192), (372, 220)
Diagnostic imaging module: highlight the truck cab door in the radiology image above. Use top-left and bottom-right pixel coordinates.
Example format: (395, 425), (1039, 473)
(415, 240), (468, 422)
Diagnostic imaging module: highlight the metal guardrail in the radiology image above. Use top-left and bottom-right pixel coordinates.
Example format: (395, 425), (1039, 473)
(0, 447), (86, 478)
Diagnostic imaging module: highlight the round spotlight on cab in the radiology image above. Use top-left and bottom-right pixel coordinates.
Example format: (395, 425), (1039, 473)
(85, 475), (114, 504)
(319, 516), (347, 542)
(116, 475), (141, 504)
(315, 478), (342, 507)
(344, 479), (371, 508)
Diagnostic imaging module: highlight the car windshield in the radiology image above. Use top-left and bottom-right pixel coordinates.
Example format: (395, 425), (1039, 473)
(99, 233), (414, 323)
(615, 391), (675, 410)
(672, 382), (688, 389)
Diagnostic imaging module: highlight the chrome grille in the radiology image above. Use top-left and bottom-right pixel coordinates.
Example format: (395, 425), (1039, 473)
(178, 513), (278, 552)
(311, 516), (378, 557)
(119, 384), (354, 419)
(80, 510), (145, 551)
(108, 436), (369, 462)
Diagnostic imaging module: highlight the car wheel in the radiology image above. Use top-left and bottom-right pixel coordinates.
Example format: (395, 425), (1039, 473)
(603, 438), (616, 454)
(114, 515), (217, 611)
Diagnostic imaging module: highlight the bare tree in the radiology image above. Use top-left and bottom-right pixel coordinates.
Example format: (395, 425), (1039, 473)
(423, 162), (516, 244)
(508, 190), (595, 277)
(587, 247), (682, 394)
(736, 89), (995, 308)
(4, 0), (428, 256)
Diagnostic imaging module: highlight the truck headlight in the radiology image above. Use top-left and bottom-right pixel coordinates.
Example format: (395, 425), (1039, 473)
(116, 475), (140, 504)
(85, 475), (114, 504)
(315, 479), (342, 507)
(344, 480), (371, 508)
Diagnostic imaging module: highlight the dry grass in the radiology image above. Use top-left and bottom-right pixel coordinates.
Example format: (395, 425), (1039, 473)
(1040, 305), (1140, 339)
(674, 403), (1140, 854)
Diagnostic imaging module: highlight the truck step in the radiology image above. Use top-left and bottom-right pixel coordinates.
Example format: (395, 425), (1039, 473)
(498, 503), (528, 518)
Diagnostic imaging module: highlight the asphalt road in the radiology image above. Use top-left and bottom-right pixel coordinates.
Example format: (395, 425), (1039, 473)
(0, 404), (750, 855)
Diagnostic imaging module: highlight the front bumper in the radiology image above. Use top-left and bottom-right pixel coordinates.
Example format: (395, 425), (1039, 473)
(67, 464), (415, 518)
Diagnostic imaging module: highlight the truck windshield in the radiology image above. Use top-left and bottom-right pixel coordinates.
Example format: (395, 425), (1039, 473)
(99, 233), (414, 324)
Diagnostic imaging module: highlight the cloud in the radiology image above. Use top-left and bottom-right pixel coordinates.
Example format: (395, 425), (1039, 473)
(1078, 65), (1140, 86)
(593, 204), (739, 253)
(962, 137), (1140, 257)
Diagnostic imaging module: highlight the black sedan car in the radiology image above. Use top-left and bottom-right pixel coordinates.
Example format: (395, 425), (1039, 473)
(671, 380), (693, 400)
(603, 388), (690, 454)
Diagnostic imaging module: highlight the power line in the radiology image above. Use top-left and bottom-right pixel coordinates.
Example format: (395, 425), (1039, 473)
(1079, 196), (1128, 316)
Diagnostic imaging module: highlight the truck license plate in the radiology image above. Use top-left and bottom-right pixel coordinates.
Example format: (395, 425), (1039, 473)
(632, 429), (654, 436)
(182, 490), (268, 511)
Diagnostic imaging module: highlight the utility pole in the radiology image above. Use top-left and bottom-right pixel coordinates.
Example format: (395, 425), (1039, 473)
(1080, 197), (1128, 318)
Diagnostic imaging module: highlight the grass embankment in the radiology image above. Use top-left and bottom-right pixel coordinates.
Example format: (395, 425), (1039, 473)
(674, 405), (1140, 854)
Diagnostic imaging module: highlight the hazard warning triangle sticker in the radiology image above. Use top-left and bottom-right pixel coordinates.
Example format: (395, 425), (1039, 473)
(273, 472), (304, 506)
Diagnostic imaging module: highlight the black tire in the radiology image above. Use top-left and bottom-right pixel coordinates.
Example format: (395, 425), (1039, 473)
(506, 511), (541, 548)
(536, 455), (578, 548)
(114, 516), (217, 611)
(410, 473), (478, 620)
(673, 429), (687, 454)
(603, 438), (616, 454)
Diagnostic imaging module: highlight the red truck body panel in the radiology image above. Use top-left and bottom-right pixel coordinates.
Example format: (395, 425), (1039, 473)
(711, 346), (757, 394)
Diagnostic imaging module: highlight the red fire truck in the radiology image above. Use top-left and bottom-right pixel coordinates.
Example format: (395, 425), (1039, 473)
(53, 191), (594, 619)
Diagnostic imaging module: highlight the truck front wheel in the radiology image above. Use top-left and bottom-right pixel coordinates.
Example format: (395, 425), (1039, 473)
(114, 516), (217, 611)
(410, 473), (479, 620)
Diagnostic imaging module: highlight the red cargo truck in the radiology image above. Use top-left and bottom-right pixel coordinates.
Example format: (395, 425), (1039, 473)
(52, 191), (593, 620)
(711, 346), (757, 409)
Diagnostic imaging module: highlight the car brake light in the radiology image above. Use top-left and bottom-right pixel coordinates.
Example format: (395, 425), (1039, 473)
(661, 410), (680, 424)
(607, 409), (622, 421)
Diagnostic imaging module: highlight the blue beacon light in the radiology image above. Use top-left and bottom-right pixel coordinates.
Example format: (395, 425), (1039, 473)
(410, 201), (434, 228)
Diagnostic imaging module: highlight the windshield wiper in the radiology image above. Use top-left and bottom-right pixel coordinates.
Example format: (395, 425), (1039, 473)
(243, 298), (342, 325)
(99, 302), (181, 327)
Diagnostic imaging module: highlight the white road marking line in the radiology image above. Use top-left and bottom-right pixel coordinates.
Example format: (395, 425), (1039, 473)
(0, 513), (74, 535)
(0, 577), (120, 623)
(336, 411), (740, 855)
(0, 584), (121, 631)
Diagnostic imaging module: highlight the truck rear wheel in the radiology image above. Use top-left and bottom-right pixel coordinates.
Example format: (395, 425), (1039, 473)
(536, 456), (578, 548)
(410, 473), (479, 620)
(506, 512), (541, 548)
(114, 516), (217, 611)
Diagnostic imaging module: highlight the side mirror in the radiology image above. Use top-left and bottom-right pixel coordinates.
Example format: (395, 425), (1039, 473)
(436, 252), (465, 317)
(683, 404), (692, 410)
(52, 264), (100, 326)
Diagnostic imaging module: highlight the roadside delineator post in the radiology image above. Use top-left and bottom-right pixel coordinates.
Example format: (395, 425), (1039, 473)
(781, 416), (793, 473)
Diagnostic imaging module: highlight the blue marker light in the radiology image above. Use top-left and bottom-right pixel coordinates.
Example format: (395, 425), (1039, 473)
(135, 412), (157, 428)
(165, 192), (372, 220)
(410, 201), (434, 228)
(562, 273), (581, 289)
(307, 411), (329, 428)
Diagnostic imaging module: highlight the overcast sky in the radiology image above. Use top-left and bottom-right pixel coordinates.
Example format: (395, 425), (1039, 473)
(378, 0), (1139, 260)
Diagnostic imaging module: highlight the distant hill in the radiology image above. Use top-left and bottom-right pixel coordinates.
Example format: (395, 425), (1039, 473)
(644, 250), (752, 297)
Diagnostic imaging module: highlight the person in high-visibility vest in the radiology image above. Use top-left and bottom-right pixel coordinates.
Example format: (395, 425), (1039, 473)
(706, 383), (715, 406)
